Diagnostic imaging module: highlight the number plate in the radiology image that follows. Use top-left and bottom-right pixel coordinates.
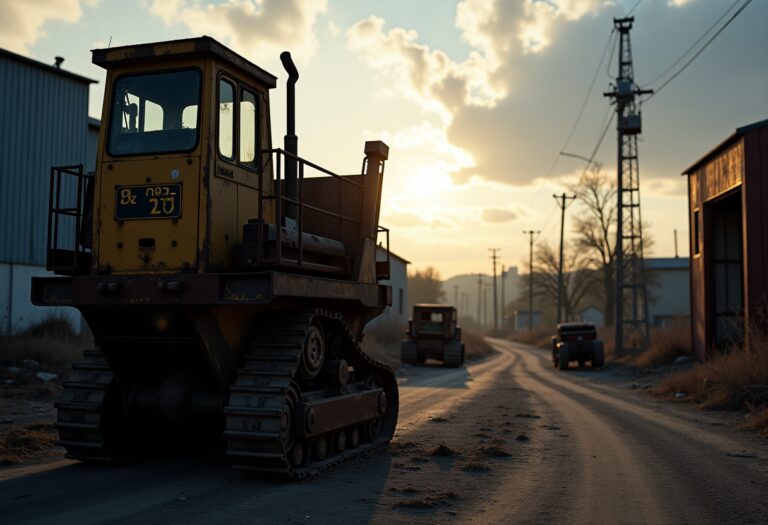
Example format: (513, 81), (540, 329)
(115, 184), (181, 220)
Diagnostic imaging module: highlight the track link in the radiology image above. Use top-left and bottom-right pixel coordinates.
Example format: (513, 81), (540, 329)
(224, 310), (399, 479)
(54, 349), (118, 462)
(443, 343), (464, 368)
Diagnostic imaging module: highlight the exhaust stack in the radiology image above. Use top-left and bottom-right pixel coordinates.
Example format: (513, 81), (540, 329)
(280, 51), (299, 222)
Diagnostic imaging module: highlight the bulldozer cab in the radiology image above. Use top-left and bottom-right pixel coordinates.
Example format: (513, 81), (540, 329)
(46, 37), (389, 281)
(410, 304), (457, 339)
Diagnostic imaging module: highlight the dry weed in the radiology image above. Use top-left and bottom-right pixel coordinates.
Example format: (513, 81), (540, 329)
(657, 327), (768, 412)
(633, 324), (692, 368)
(0, 424), (58, 466)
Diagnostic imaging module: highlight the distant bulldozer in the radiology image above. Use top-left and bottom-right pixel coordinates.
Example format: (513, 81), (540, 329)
(401, 304), (465, 367)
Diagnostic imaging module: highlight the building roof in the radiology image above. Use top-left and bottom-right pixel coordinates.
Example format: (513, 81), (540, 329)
(376, 245), (410, 264)
(645, 257), (689, 270)
(0, 47), (97, 85)
(682, 118), (768, 175)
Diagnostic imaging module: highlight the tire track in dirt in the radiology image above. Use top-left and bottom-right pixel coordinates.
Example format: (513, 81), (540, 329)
(479, 338), (768, 524)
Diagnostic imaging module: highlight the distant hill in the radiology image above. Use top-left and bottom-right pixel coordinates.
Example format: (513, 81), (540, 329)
(442, 267), (519, 326)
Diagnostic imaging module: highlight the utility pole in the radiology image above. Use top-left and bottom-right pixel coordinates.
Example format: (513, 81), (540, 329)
(604, 16), (652, 354)
(674, 229), (679, 258)
(476, 273), (483, 325)
(489, 248), (500, 331)
(553, 193), (576, 323)
(483, 284), (491, 327)
(501, 264), (506, 329)
(453, 285), (459, 311)
(523, 230), (539, 332)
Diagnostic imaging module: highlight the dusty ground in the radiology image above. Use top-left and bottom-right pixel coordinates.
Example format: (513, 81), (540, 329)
(1, 339), (767, 524)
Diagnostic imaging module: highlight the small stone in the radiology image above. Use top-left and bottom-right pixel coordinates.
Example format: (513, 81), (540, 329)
(630, 383), (639, 389)
(36, 372), (58, 382)
(22, 359), (40, 368)
(515, 433), (530, 442)
(8, 367), (21, 374)
(674, 356), (692, 365)
(674, 392), (687, 399)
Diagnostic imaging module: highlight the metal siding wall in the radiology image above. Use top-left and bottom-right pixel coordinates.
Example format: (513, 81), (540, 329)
(743, 127), (768, 344)
(0, 55), (90, 266)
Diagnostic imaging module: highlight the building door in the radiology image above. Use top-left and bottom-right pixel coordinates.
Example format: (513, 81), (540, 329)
(710, 191), (743, 349)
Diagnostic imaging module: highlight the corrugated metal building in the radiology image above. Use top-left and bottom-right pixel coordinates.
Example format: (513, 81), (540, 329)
(0, 47), (98, 334)
(645, 257), (690, 328)
(683, 118), (768, 361)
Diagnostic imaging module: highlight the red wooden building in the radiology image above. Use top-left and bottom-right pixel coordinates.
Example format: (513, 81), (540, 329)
(683, 118), (768, 361)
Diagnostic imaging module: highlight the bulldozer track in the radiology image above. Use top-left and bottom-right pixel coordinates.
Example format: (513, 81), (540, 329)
(224, 309), (399, 479)
(443, 344), (464, 368)
(54, 350), (119, 463)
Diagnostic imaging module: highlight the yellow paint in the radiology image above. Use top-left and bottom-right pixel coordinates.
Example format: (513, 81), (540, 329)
(92, 48), (274, 275)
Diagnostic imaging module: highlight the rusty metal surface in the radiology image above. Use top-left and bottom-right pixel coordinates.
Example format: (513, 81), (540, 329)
(299, 388), (384, 438)
(31, 271), (389, 308)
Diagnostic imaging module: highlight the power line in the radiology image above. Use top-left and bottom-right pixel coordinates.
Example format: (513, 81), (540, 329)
(626, 0), (644, 16)
(533, 27), (617, 214)
(559, 30), (617, 157)
(643, 0), (753, 103)
(642, 0), (744, 88)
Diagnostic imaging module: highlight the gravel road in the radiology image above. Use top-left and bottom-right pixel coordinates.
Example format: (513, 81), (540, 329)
(1, 338), (767, 524)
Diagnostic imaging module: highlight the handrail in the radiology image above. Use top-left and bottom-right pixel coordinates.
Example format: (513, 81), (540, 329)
(254, 148), (370, 272)
(47, 165), (91, 274)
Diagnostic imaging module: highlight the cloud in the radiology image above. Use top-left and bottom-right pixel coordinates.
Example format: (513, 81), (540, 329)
(0, 0), (97, 54)
(146, 0), (327, 62)
(519, 0), (607, 53)
(346, 12), (507, 123)
(345, 0), (611, 186)
(481, 207), (518, 223)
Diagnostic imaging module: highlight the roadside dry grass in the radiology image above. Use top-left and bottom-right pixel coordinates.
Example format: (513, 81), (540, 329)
(632, 325), (692, 368)
(508, 326), (552, 349)
(655, 325), (768, 434)
(1, 317), (89, 370)
(462, 331), (496, 361)
(0, 423), (58, 467)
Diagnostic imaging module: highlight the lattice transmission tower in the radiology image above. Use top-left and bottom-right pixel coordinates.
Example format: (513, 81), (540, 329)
(604, 17), (652, 354)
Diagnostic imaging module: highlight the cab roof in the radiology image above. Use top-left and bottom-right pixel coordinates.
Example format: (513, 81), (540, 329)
(92, 36), (277, 89)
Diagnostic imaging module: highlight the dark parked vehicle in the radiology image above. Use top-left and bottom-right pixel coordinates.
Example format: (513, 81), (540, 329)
(551, 322), (604, 370)
(401, 304), (464, 367)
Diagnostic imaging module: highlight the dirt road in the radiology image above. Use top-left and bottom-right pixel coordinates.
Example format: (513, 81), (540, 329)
(1, 339), (767, 524)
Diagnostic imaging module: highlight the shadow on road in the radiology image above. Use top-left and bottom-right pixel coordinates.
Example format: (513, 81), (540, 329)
(0, 446), (395, 524)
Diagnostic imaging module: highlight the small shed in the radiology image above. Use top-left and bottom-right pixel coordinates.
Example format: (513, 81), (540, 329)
(683, 118), (768, 360)
(514, 310), (543, 331)
(578, 306), (604, 327)
(645, 257), (690, 327)
(365, 247), (410, 333)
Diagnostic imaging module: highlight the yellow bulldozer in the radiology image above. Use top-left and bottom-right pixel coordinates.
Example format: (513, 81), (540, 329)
(31, 36), (398, 478)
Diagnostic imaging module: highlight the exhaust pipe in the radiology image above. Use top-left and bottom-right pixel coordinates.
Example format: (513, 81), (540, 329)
(280, 51), (299, 222)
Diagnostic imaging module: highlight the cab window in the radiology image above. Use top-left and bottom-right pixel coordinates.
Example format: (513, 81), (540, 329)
(108, 69), (201, 156)
(239, 88), (258, 169)
(218, 78), (235, 160)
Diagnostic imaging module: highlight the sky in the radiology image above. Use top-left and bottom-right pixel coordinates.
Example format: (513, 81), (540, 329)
(1, 0), (766, 279)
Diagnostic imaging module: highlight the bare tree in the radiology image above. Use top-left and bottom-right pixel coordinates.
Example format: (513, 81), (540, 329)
(570, 164), (617, 326)
(408, 267), (445, 309)
(532, 242), (595, 322)
(570, 164), (656, 326)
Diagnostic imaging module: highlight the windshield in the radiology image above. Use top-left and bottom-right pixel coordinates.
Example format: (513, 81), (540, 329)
(108, 69), (201, 156)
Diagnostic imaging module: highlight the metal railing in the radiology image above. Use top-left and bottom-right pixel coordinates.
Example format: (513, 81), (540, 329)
(47, 165), (92, 274)
(255, 148), (388, 273)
